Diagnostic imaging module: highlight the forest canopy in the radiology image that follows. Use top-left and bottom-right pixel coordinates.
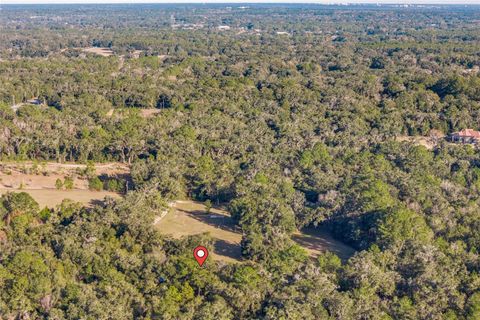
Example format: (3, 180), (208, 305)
(1, 3), (480, 319)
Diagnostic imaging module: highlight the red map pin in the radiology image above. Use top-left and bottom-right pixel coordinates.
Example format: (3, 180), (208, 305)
(193, 246), (208, 267)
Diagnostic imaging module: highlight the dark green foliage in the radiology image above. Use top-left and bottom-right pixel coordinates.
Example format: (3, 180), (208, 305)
(370, 56), (386, 69)
(1, 3), (480, 319)
(466, 292), (480, 320)
(88, 177), (103, 191)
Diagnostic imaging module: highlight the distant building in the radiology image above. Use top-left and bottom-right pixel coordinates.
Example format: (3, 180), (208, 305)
(26, 98), (42, 105)
(217, 25), (231, 31)
(449, 129), (480, 144)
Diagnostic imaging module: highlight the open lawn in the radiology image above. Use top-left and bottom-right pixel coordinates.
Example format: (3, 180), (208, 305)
(155, 201), (242, 263)
(155, 200), (356, 263)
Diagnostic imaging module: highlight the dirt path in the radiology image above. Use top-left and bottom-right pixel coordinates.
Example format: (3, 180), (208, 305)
(0, 161), (128, 178)
(153, 201), (175, 224)
(0, 189), (120, 208)
(154, 200), (356, 263)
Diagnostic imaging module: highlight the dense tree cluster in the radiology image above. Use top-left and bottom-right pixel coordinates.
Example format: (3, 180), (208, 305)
(1, 3), (480, 319)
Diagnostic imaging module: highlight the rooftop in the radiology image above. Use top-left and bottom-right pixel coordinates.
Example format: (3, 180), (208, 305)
(453, 129), (480, 138)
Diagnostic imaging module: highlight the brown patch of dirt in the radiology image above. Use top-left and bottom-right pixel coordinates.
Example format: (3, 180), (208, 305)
(0, 172), (88, 190)
(396, 136), (436, 150)
(131, 50), (142, 59)
(82, 47), (114, 57)
(140, 109), (162, 118)
(106, 108), (161, 118)
(0, 161), (129, 177)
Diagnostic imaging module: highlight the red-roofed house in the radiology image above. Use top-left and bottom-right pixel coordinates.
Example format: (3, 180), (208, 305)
(449, 129), (480, 144)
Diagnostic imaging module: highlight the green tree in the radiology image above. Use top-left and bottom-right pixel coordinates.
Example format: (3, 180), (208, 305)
(88, 177), (103, 191)
(55, 178), (63, 190)
(63, 176), (74, 190)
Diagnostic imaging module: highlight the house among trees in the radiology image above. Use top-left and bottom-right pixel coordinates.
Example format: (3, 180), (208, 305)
(449, 129), (480, 144)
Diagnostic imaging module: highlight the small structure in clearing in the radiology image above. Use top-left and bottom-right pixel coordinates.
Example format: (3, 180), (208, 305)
(217, 25), (231, 31)
(26, 98), (42, 105)
(11, 97), (44, 112)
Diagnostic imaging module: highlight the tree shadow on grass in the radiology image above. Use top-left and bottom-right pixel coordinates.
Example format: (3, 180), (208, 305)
(292, 227), (356, 262)
(177, 208), (240, 233)
(213, 238), (242, 261)
(89, 199), (106, 207)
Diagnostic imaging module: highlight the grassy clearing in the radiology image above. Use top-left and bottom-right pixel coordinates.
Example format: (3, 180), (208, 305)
(155, 201), (242, 263)
(155, 200), (356, 263)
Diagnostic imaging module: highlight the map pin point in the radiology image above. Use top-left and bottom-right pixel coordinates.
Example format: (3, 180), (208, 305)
(193, 246), (208, 267)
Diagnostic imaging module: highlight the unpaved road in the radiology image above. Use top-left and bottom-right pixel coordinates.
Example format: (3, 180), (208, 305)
(0, 189), (120, 208)
(0, 161), (127, 207)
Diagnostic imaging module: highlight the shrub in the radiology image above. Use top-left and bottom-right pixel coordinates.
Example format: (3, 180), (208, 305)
(88, 177), (103, 191)
(106, 178), (122, 192)
(55, 178), (63, 190)
(63, 177), (74, 190)
(205, 199), (212, 213)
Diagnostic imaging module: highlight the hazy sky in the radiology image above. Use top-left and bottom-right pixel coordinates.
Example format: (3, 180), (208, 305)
(3, 0), (480, 4)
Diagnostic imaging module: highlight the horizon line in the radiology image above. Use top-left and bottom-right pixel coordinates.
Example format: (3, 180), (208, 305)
(3, 1), (480, 5)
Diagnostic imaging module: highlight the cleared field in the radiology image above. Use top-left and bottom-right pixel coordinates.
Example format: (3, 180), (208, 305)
(0, 189), (119, 208)
(155, 201), (356, 263)
(0, 161), (128, 207)
(155, 201), (242, 263)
